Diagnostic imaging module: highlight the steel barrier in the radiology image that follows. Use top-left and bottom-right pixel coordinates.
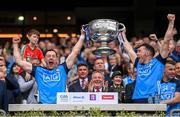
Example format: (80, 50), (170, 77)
(9, 104), (166, 112)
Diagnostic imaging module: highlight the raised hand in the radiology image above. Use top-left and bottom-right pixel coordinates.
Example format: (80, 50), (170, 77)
(149, 34), (158, 41)
(81, 26), (86, 37)
(167, 14), (175, 22)
(12, 36), (21, 44)
(25, 72), (32, 81)
(88, 80), (94, 92)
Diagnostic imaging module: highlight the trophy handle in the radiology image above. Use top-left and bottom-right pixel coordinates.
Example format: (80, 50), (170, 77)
(118, 23), (125, 32)
(82, 24), (91, 47)
(82, 24), (89, 30)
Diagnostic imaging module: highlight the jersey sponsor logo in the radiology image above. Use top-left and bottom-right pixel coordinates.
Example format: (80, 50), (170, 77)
(42, 70), (61, 82)
(138, 63), (152, 76)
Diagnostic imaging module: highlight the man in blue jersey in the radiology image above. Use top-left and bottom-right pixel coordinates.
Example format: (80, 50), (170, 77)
(121, 14), (176, 103)
(160, 60), (180, 116)
(12, 28), (85, 104)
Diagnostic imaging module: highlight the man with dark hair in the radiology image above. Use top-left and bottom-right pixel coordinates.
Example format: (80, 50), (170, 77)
(13, 28), (85, 104)
(160, 60), (180, 116)
(121, 14), (175, 103)
(138, 43), (155, 57)
(68, 63), (90, 92)
(93, 57), (111, 85)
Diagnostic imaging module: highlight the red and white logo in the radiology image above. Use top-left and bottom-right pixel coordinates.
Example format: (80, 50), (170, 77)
(102, 95), (114, 100)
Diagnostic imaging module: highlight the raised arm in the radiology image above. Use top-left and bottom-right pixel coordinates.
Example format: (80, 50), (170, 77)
(66, 28), (85, 69)
(13, 37), (32, 73)
(160, 14), (175, 58)
(121, 30), (137, 64)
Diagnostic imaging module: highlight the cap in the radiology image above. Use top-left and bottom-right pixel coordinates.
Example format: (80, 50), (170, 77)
(111, 71), (122, 79)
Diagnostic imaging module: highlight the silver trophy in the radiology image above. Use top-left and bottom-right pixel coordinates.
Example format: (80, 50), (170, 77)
(84, 19), (125, 56)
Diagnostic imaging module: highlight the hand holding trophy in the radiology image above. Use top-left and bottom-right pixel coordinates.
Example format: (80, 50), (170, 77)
(83, 19), (125, 56)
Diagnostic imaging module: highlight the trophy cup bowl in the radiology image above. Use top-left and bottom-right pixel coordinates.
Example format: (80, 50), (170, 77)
(85, 19), (125, 56)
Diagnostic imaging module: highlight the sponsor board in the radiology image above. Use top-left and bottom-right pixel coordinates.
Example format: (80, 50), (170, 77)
(72, 95), (85, 102)
(57, 92), (118, 104)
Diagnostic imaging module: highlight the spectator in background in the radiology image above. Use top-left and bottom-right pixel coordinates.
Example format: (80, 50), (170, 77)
(169, 40), (180, 62)
(0, 45), (3, 55)
(58, 37), (66, 48)
(175, 61), (180, 80)
(160, 60), (180, 116)
(38, 40), (46, 54)
(0, 75), (8, 113)
(124, 81), (136, 103)
(143, 36), (150, 44)
(88, 71), (108, 92)
(108, 71), (125, 103)
(13, 28), (85, 104)
(83, 49), (96, 73)
(0, 55), (20, 104)
(123, 63), (136, 87)
(121, 14), (175, 103)
(2, 41), (15, 75)
(129, 36), (138, 49)
(108, 54), (123, 77)
(123, 63), (136, 103)
(10, 63), (36, 104)
(21, 29), (46, 67)
(133, 39), (144, 53)
(93, 58), (111, 85)
(68, 63), (90, 92)
(0, 55), (8, 112)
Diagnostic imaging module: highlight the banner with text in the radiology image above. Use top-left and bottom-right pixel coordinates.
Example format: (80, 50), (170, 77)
(57, 92), (118, 104)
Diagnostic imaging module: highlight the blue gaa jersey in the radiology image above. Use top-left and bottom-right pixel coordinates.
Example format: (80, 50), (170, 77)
(31, 63), (69, 104)
(133, 54), (166, 99)
(160, 79), (180, 116)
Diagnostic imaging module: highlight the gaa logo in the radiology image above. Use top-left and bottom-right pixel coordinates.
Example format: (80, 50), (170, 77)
(59, 94), (68, 102)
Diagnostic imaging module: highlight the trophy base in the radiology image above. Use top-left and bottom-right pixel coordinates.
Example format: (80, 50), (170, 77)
(92, 47), (116, 56)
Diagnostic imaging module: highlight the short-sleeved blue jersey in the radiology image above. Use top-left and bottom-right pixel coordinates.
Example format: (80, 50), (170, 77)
(160, 79), (180, 116)
(133, 55), (166, 99)
(31, 63), (69, 104)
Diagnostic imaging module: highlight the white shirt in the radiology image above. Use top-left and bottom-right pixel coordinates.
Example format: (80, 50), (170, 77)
(94, 87), (103, 92)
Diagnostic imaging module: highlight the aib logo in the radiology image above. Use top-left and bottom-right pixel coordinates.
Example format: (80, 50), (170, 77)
(90, 94), (96, 101)
(43, 69), (61, 82)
